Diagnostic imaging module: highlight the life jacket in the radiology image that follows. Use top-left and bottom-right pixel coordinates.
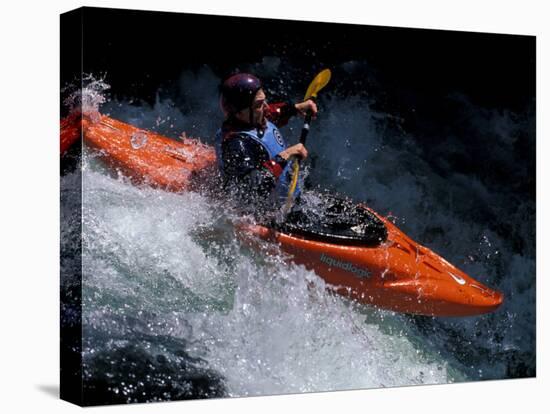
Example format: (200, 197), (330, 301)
(215, 120), (301, 203)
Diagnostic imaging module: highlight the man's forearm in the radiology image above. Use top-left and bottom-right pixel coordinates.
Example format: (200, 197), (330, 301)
(265, 101), (298, 127)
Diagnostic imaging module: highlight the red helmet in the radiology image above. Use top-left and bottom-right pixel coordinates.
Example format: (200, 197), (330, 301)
(220, 73), (262, 115)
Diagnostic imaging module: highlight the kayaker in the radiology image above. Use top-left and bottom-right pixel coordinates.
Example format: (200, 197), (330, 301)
(215, 73), (317, 214)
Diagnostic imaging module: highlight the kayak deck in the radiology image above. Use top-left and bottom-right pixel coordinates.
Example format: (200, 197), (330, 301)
(82, 114), (216, 192)
(275, 195), (388, 247)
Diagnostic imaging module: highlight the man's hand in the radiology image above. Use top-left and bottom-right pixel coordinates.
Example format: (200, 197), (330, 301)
(294, 100), (318, 119)
(278, 143), (308, 160)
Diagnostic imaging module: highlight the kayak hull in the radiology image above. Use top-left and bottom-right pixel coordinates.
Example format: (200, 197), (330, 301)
(61, 113), (503, 317)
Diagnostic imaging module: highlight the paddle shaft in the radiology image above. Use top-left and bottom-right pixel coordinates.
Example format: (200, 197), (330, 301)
(287, 111), (312, 177)
(283, 69), (331, 213)
(299, 112), (313, 145)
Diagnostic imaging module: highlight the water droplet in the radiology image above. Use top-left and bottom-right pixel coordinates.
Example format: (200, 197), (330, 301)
(130, 132), (148, 149)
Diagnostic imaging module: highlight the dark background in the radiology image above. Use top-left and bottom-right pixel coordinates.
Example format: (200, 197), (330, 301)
(67, 7), (535, 112)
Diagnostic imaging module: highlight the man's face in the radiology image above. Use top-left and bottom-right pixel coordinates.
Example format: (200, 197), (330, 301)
(238, 89), (268, 127)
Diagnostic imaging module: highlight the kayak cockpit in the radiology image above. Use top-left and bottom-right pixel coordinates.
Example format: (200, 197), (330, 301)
(272, 195), (388, 247)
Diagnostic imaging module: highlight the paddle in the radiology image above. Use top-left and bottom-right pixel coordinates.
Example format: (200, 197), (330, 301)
(282, 69), (332, 215)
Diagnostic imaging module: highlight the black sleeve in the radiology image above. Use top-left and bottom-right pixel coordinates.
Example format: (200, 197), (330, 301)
(221, 134), (266, 178)
(221, 134), (278, 207)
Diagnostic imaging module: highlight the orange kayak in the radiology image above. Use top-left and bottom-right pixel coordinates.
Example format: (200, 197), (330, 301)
(60, 112), (82, 155)
(61, 113), (503, 317)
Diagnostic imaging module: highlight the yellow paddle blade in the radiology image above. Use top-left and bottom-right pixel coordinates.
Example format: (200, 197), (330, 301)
(304, 69), (331, 101)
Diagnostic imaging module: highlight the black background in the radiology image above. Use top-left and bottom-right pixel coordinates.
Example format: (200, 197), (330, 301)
(64, 7), (535, 112)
